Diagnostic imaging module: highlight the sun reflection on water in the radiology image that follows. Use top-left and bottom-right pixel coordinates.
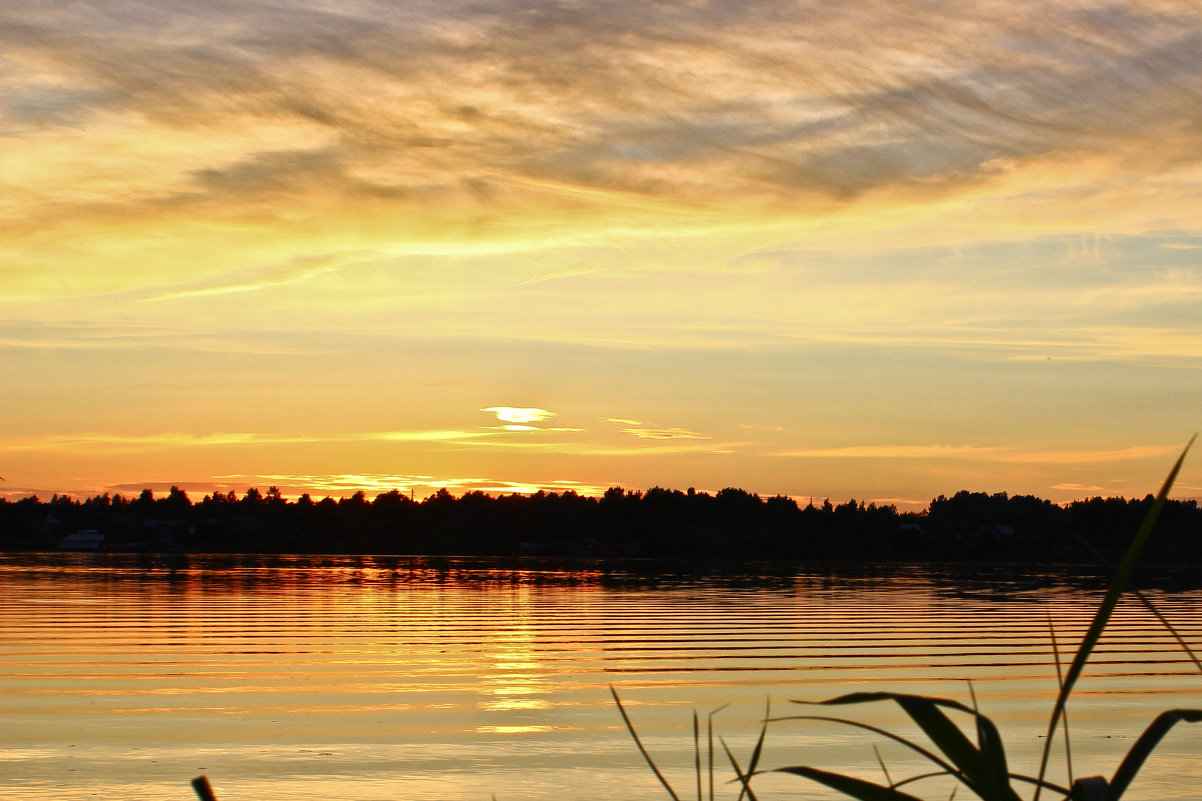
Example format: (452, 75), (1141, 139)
(475, 583), (560, 729)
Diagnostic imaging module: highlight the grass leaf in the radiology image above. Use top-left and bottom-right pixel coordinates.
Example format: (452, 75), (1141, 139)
(774, 713), (962, 782)
(973, 710), (1014, 801)
(611, 685), (683, 801)
(874, 744), (895, 787)
(708, 704), (728, 801)
(741, 698), (770, 801)
(1104, 709), (1202, 801)
(1034, 437), (1194, 801)
(776, 766), (928, 801)
(794, 691), (1022, 801)
(721, 737), (760, 801)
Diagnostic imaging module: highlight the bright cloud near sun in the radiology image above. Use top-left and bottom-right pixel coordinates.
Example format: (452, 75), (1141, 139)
(482, 408), (558, 425)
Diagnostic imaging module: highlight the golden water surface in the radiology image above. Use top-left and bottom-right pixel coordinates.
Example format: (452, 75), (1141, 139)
(2, 554), (1200, 800)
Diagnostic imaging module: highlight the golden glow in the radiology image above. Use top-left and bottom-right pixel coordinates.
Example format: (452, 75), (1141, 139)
(4, 0), (1202, 505)
(777, 445), (1180, 464)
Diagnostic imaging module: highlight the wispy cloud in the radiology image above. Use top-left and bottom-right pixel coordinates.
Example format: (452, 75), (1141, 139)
(1, 432), (285, 452)
(371, 430), (490, 442)
(602, 415), (708, 441)
(139, 254), (342, 301)
(1010, 446), (1181, 464)
(621, 427), (707, 441)
(781, 444), (1000, 459)
(196, 473), (614, 499)
(0, 429), (499, 452)
(8, 0), (1202, 263)
(869, 497), (933, 511)
(780, 444), (1178, 464)
(468, 439), (736, 456)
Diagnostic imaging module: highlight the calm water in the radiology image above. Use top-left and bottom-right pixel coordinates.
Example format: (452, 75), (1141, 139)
(2, 554), (1201, 801)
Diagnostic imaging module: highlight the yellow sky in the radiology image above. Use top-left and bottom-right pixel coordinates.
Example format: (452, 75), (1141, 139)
(3, 0), (1201, 508)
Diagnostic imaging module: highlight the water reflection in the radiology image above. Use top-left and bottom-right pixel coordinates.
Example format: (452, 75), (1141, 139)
(2, 553), (1201, 801)
(8, 551), (1202, 593)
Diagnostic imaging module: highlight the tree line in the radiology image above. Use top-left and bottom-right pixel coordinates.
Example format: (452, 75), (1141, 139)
(2, 485), (1200, 562)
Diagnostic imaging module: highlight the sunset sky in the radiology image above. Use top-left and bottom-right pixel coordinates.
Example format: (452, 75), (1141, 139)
(4, 0), (1201, 508)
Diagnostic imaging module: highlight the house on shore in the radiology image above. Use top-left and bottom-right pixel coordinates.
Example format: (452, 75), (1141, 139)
(59, 529), (104, 551)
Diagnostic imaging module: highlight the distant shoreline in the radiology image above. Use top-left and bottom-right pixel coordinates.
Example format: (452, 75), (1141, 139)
(4, 485), (1200, 564)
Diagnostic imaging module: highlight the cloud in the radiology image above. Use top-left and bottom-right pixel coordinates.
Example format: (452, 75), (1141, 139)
(870, 497), (935, 511)
(481, 407), (557, 424)
(0, 321), (338, 354)
(6, 0), (1202, 331)
(1008, 446), (1179, 464)
(468, 439), (735, 456)
(9, 0), (1202, 231)
(107, 481), (229, 496)
(140, 253), (342, 301)
(0, 429), (497, 452)
(371, 430), (489, 442)
(174, 473), (615, 499)
(781, 444), (1001, 459)
(621, 427), (707, 441)
(1050, 483), (1105, 492)
(780, 444), (1178, 464)
(1, 432), (281, 452)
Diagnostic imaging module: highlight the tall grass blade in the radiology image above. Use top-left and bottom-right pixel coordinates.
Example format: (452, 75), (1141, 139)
(891, 694), (1018, 801)
(964, 680), (1012, 800)
(708, 704), (728, 801)
(1104, 709), (1202, 800)
(793, 691), (1021, 801)
(721, 737), (760, 801)
(776, 766), (927, 801)
(873, 744), (895, 787)
(1070, 527), (1202, 676)
(773, 713), (960, 784)
(1047, 617), (1075, 787)
(694, 711), (701, 801)
(611, 685), (683, 801)
(1007, 773), (1072, 795)
(972, 706), (1013, 801)
(1033, 437), (1194, 801)
(737, 699), (769, 801)
(891, 770), (958, 791)
(1126, 585), (1202, 675)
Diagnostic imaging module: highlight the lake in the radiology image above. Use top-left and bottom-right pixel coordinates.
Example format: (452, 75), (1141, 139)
(2, 553), (1201, 800)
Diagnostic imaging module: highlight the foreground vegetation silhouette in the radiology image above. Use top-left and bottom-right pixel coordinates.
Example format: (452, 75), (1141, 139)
(613, 440), (1200, 801)
(4, 482), (1202, 563)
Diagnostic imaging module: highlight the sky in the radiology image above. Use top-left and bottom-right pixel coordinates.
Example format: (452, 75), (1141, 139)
(3, 0), (1202, 509)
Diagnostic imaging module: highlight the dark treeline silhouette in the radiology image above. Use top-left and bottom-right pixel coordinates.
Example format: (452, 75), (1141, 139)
(2, 486), (1200, 563)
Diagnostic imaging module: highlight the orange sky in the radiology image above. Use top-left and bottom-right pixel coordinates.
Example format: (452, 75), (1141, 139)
(3, 0), (1201, 508)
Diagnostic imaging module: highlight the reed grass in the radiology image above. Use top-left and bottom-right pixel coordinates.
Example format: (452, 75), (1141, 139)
(615, 438), (1200, 801)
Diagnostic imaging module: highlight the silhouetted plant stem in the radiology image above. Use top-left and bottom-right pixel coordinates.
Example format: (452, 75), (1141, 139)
(191, 775), (217, 801)
(1033, 435), (1195, 801)
(611, 685), (683, 801)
